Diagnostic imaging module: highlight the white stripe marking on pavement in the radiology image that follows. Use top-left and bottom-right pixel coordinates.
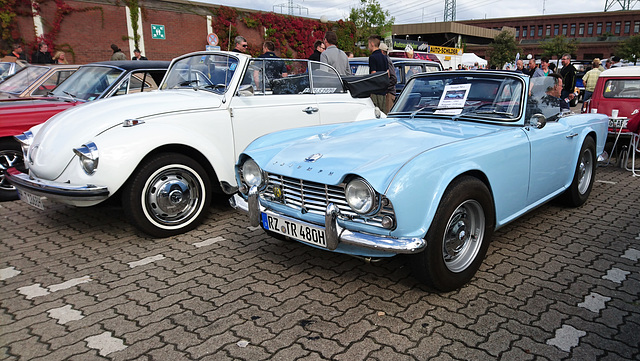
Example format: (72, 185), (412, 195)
(623, 248), (640, 260)
(578, 292), (611, 313)
(193, 236), (225, 248)
(247, 226), (261, 231)
(547, 325), (586, 352)
(17, 284), (50, 299)
(127, 254), (165, 268)
(47, 304), (84, 324)
(602, 268), (630, 284)
(85, 331), (127, 356)
(48, 276), (92, 292)
(595, 180), (616, 184)
(0, 267), (21, 281)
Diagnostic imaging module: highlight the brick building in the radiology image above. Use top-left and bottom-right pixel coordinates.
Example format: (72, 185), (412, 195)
(10, 0), (268, 64)
(458, 10), (640, 61)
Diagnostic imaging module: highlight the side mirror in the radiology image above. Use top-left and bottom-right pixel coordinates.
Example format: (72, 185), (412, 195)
(530, 113), (546, 129)
(237, 84), (254, 96)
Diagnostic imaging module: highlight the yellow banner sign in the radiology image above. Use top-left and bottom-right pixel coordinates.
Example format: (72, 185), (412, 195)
(428, 46), (463, 56)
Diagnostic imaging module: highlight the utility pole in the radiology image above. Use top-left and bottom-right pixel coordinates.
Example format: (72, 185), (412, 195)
(604, 0), (638, 10)
(444, 0), (456, 22)
(273, 0), (309, 15)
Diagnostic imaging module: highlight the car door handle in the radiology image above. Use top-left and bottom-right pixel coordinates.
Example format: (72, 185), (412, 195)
(566, 133), (579, 138)
(303, 107), (319, 114)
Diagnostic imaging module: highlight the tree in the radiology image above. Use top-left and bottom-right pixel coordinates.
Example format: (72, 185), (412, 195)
(486, 30), (520, 69)
(616, 34), (640, 65)
(348, 0), (394, 47)
(540, 35), (579, 66)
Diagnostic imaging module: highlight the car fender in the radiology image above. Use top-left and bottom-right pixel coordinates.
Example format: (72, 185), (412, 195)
(54, 109), (235, 197)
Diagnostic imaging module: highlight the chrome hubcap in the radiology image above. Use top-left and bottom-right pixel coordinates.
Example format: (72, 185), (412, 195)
(144, 167), (203, 226)
(443, 200), (485, 273)
(577, 148), (593, 194)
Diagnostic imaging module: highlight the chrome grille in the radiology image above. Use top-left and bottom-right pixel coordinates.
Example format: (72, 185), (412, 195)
(264, 173), (395, 228)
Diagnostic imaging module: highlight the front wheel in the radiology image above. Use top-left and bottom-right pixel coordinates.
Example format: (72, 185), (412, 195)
(561, 136), (596, 207)
(409, 176), (495, 292)
(122, 153), (212, 238)
(0, 139), (25, 201)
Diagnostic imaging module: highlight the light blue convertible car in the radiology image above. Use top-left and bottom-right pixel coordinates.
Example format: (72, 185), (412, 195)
(232, 71), (608, 292)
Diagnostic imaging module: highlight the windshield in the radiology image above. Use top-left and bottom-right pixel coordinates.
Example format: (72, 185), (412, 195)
(161, 54), (239, 93)
(51, 66), (123, 101)
(601, 79), (640, 99)
(392, 72), (524, 121)
(0, 66), (49, 94)
(0, 63), (13, 80)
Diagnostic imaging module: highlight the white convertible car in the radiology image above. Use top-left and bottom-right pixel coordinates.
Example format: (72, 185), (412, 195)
(6, 51), (382, 237)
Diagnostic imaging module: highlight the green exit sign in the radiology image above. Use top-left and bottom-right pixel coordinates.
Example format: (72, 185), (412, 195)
(151, 24), (165, 40)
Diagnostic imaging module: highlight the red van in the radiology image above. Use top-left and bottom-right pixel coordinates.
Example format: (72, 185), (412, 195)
(582, 66), (640, 137)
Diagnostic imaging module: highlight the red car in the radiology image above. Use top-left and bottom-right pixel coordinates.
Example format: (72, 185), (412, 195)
(0, 60), (169, 201)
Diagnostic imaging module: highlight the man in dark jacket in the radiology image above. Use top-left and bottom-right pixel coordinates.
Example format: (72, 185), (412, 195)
(32, 42), (54, 64)
(308, 40), (324, 61)
(368, 35), (388, 111)
(7, 44), (27, 61)
(559, 53), (577, 102)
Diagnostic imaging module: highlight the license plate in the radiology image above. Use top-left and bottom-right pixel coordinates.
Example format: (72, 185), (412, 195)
(261, 212), (327, 248)
(18, 190), (45, 210)
(608, 118), (628, 129)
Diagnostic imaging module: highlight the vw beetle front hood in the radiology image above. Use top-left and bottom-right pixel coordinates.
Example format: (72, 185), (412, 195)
(255, 117), (502, 191)
(28, 90), (222, 180)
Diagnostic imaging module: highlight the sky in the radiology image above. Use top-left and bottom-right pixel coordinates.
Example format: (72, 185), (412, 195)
(195, 0), (627, 24)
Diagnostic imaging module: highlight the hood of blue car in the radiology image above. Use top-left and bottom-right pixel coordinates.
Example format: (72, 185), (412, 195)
(256, 117), (502, 192)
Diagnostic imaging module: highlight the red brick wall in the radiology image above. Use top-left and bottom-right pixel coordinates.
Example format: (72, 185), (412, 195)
(141, 8), (207, 61)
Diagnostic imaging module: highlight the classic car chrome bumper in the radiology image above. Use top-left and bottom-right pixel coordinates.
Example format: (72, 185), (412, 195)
(230, 188), (426, 255)
(5, 168), (110, 202)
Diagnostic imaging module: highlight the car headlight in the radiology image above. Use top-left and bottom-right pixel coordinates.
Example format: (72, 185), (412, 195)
(345, 178), (377, 215)
(73, 142), (99, 175)
(241, 158), (264, 188)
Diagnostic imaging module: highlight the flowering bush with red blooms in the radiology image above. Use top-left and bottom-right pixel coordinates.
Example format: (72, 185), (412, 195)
(1, 0), (102, 55)
(210, 6), (239, 52)
(244, 11), (332, 59)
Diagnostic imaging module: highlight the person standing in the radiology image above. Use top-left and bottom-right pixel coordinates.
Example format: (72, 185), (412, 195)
(7, 44), (27, 61)
(367, 35), (388, 111)
(110, 44), (126, 60)
(308, 40), (324, 61)
(258, 41), (288, 79)
(582, 59), (602, 102)
(53, 51), (68, 64)
(533, 57), (553, 77)
(379, 43), (397, 113)
(232, 36), (248, 53)
(515, 59), (525, 73)
(32, 42), (54, 64)
(559, 53), (577, 102)
(320, 31), (350, 76)
(525, 58), (537, 76)
(132, 49), (148, 60)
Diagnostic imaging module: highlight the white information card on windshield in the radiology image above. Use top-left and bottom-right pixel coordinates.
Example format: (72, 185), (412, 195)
(435, 84), (471, 115)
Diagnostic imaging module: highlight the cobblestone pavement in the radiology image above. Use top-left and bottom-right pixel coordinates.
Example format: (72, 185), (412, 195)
(1, 165), (638, 361)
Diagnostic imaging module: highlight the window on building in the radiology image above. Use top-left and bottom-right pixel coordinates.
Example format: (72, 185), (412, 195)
(588, 23), (593, 35)
(546, 25), (551, 36)
(579, 23), (584, 35)
(615, 22), (621, 34)
(625, 21), (630, 33)
(570, 24), (576, 36)
(538, 25), (543, 37)
(606, 22), (612, 33)
(515, 26), (520, 38)
(597, 23), (602, 35)
(554, 24), (559, 36)
(562, 24), (567, 35)
(635, 22), (640, 33)
(522, 26), (527, 38)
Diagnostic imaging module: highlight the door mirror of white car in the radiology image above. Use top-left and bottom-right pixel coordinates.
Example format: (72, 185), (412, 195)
(237, 84), (254, 96)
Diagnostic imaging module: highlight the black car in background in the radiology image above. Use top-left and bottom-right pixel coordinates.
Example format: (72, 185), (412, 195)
(349, 57), (442, 96)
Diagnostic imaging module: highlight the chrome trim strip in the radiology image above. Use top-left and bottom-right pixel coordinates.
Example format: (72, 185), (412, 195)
(234, 193), (426, 254)
(4, 168), (109, 202)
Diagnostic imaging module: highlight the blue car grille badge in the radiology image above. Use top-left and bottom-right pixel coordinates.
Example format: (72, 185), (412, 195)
(305, 153), (322, 162)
